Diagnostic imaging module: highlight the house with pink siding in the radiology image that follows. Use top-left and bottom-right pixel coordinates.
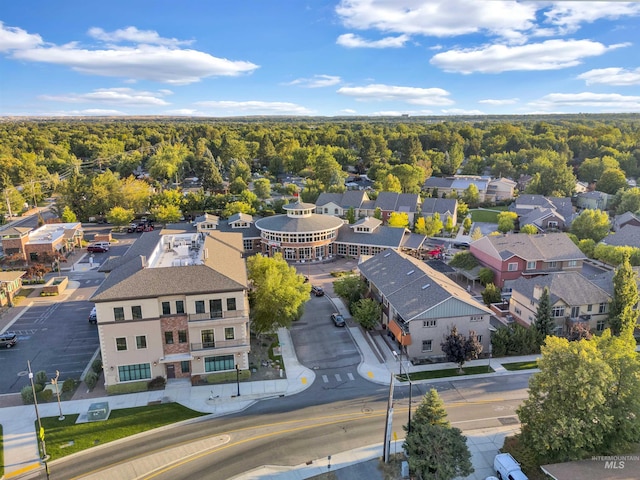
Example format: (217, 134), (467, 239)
(470, 233), (586, 288)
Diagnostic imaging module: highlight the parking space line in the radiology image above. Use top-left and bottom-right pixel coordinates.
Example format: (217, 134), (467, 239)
(334, 373), (342, 382)
(347, 373), (354, 381)
(322, 375), (329, 383)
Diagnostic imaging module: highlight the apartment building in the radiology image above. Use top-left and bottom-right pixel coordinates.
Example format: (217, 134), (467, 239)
(91, 229), (250, 391)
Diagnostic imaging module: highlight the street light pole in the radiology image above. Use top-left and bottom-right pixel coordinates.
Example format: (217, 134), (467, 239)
(235, 364), (240, 397)
(52, 370), (65, 421)
(28, 360), (50, 479)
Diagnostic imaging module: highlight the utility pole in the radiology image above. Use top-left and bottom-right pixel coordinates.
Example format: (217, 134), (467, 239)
(28, 360), (50, 479)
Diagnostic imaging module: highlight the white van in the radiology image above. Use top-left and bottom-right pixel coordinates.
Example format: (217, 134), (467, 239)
(494, 453), (528, 480)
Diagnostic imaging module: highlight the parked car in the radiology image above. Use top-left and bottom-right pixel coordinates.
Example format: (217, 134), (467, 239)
(331, 313), (346, 327)
(87, 242), (110, 253)
(88, 307), (97, 324)
(494, 453), (528, 480)
(0, 332), (17, 348)
(311, 285), (324, 296)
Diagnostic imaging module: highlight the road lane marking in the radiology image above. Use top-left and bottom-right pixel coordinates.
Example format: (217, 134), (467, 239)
(347, 373), (354, 381)
(322, 375), (328, 383)
(334, 374), (342, 382)
(5, 462), (41, 478)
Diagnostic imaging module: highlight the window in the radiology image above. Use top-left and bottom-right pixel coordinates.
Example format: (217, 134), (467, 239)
(225, 327), (235, 340)
(136, 335), (147, 349)
(202, 329), (214, 348)
(131, 305), (142, 320)
(181, 361), (190, 374)
(162, 302), (171, 315)
(176, 300), (185, 314)
(178, 330), (187, 343)
(548, 261), (558, 268)
(599, 302), (607, 314)
(227, 298), (236, 311)
(526, 261), (536, 270)
(423, 319), (437, 328)
(118, 363), (151, 382)
(114, 307), (125, 322)
(210, 299), (223, 318)
(470, 315), (483, 322)
(514, 307), (522, 315)
(164, 331), (174, 345)
(476, 335), (483, 343)
(204, 354), (234, 372)
(571, 306), (580, 318)
(195, 300), (205, 314)
(552, 306), (565, 317)
(548, 221), (558, 228)
(596, 319), (606, 332)
(422, 340), (433, 352)
(587, 304), (593, 312)
(116, 337), (127, 351)
(568, 260), (579, 267)
(507, 262), (518, 272)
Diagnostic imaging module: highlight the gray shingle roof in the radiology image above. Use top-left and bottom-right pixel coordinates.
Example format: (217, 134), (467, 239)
(255, 213), (344, 233)
(359, 249), (490, 321)
(481, 233), (585, 262)
(424, 177), (454, 189)
(315, 193), (342, 207)
(421, 198), (457, 217)
(91, 231), (247, 302)
(601, 224), (640, 248)
(374, 192), (401, 211)
(505, 271), (611, 307)
(335, 224), (405, 247)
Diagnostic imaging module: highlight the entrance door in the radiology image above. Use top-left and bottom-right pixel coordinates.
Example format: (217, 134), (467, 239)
(166, 364), (176, 379)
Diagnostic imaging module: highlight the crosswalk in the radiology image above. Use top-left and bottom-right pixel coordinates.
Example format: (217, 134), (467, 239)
(320, 372), (356, 384)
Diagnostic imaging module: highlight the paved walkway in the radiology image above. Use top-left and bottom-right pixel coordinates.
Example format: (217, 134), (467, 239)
(0, 257), (537, 480)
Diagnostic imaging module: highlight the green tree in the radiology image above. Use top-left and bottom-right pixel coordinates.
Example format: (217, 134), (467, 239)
(253, 178), (271, 199)
(388, 212), (409, 228)
(315, 151), (346, 191)
(200, 158), (224, 192)
(106, 206), (135, 228)
(150, 204), (182, 225)
(333, 275), (367, 308)
(444, 215), (455, 236)
(414, 216), (427, 235)
(120, 176), (151, 214)
(598, 168), (628, 195)
(441, 326), (483, 372)
(60, 205), (77, 223)
(497, 211), (517, 233)
(344, 206), (356, 224)
(403, 423), (473, 480)
(570, 209), (610, 242)
(519, 224), (538, 234)
(462, 184), (479, 205)
(423, 213), (444, 237)
(223, 201), (255, 218)
(470, 226), (483, 241)
(481, 283), (501, 306)
(578, 238), (596, 258)
(390, 164), (427, 194)
(409, 388), (450, 428)
(608, 254), (639, 337)
(616, 187), (640, 214)
(229, 177), (248, 194)
(378, 173), (402, 193)
(533, 287), (555, 344)
(247, 253), (310, 334)
(462, 216), (472, 235)
(147, 144), (189, 183)
(478, 268), (494, 287)
(351, 298), (381, 330)
(373, 206), (382, 220)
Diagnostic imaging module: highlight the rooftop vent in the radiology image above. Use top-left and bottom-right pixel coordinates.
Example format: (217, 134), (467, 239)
(384, 252), (391, 257)
(407, 270), (415, 275)
(421, 284), (431, 290)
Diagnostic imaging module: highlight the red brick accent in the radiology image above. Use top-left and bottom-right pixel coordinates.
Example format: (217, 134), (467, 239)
(160, 315), (190, 355)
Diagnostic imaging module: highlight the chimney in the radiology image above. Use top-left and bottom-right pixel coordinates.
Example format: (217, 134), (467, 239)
(533, 285), (543, 300)
(140, 255), (147, 268)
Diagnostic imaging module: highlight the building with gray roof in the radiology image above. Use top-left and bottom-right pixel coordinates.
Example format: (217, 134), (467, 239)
(90, 229), (251, 391)
(601, 224), (640, 248)
(359, 249), (492, 362)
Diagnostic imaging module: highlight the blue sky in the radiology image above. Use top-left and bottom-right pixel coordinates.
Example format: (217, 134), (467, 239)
(1, 0), (640, 117)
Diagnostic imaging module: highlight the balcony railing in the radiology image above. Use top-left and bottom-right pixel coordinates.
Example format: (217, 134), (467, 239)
(190, 338), (249, 351)
(188, 310), (248, 322)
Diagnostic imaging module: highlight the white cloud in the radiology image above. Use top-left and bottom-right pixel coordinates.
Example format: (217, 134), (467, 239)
(287, 75), (341, 88)
(479, 98), (519, 105)
(336, 0), (536, 42)
(337, 84), (454, 105)
(164, 109), (203, 116)
(340, 109), (357, 114)
(0, 22), (43, 52)
(440, 108), (485, 115)
(39, 88), (171, 106)
(12, 44), (259, 85)
(431, 39), (626, 74)
(88, 27), (192, 47)
(529, 92), (640, 112)
(577, 67), (640, 86)
(543, 2), (640, 35)
(336, 33), (409, 48)
(195, 100), (314, 115)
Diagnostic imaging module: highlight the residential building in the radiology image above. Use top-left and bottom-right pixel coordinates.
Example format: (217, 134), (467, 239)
(0, 227), (31, 258)
(576, 191), (613, 211)
(193, 213), (261, 255)
(420, 198), (458, 225)
(91, 229), (250, 390)
(333, 217), (411, 258)
(315, 191), (370, 217)
(358, 249), (493, 362)
(613, 211), (640, 232)
(470, 233), (586, 288)
(360, 192), (421, 223)
(509, 195), (574, 231)
(506, 272), (611, 334)
(600, 224), (640, 249)
(486, 177), (517, 202)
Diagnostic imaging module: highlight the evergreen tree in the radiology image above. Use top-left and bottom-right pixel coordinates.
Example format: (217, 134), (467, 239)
(408, 388), (451, 429)
(373, 206), (382, 220)
(346, 206), (356, 224)
(609, 254), (639, 337)
(533, 286), (555, 343)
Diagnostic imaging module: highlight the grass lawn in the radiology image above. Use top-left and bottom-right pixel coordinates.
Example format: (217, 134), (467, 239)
(39, 403), (205, 460)
(501, 361), (539, 371)
(470, 209), (499, 223)
(397, 365), (494, 381)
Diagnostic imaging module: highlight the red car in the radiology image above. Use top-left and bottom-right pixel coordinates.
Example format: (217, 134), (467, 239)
(87, 243), (109, 253)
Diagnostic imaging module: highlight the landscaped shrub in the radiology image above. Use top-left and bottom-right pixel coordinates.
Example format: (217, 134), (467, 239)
(21, 385), (34, 405)
(37, 389), (53, 403)
(62, 378), (76, 393)
(35, 370), (48, 387)
(491, 324), (540, 357)
(91, 358), (103, 374)
(84, 371), (99, 390)
(147, 376), (166, 390)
